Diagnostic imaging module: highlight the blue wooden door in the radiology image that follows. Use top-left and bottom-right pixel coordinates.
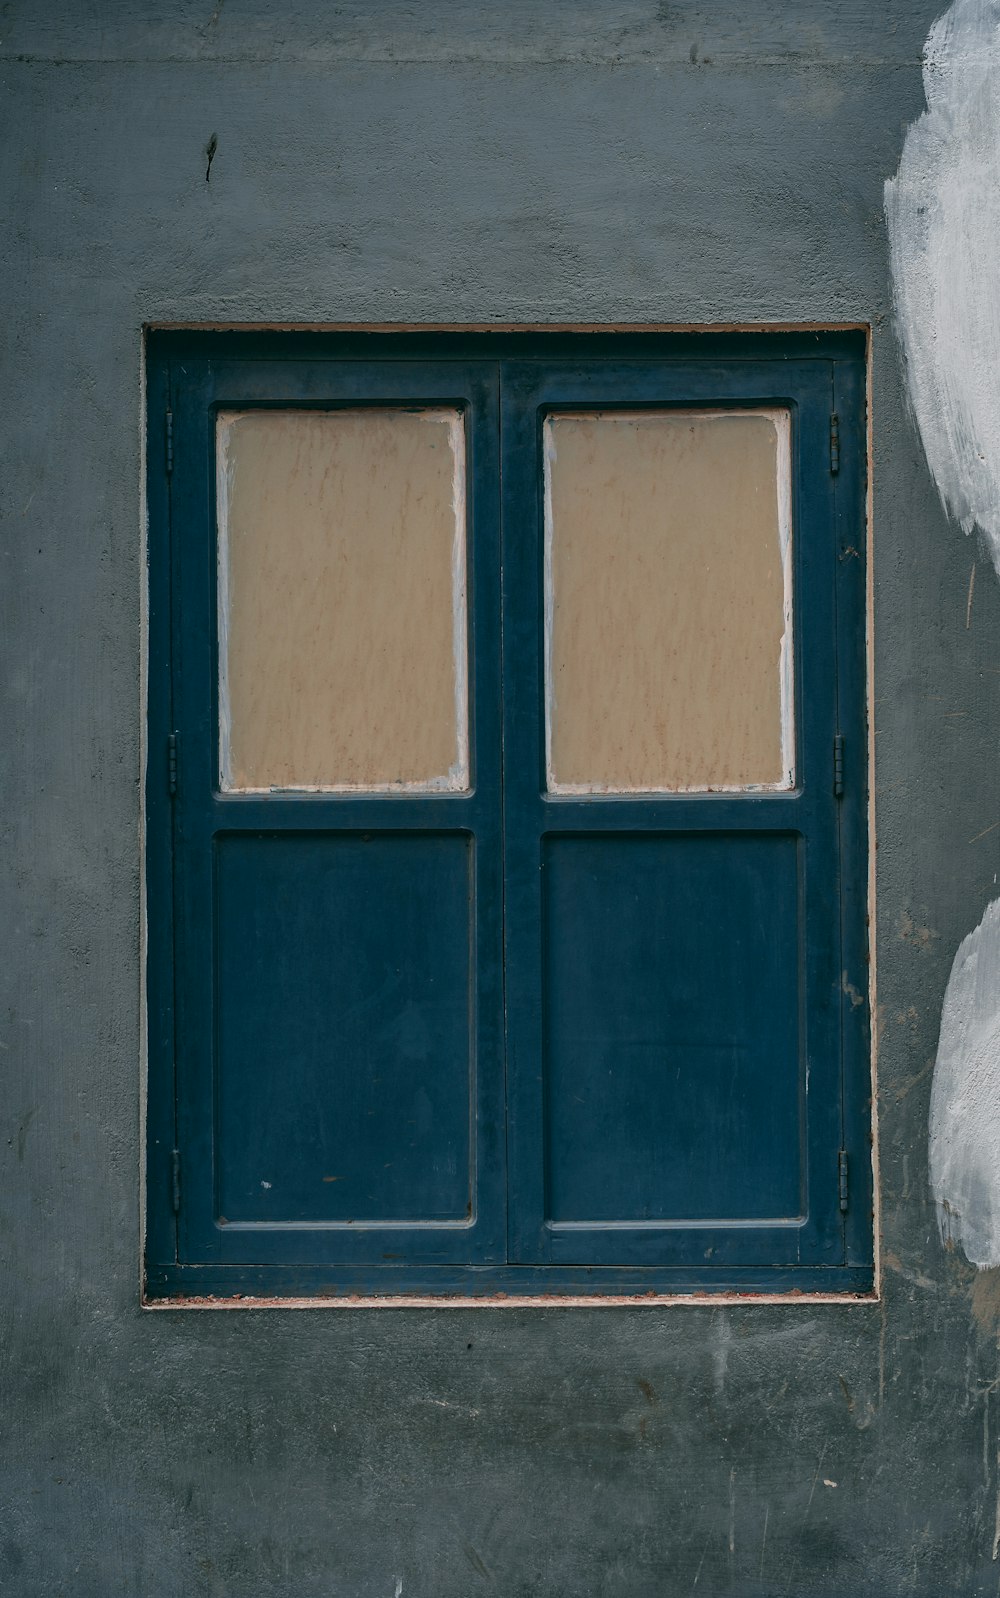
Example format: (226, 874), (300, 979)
(146, 333), (870, 1298)
(500, 356), (849, 1271)
(166, 355), (505, 1270)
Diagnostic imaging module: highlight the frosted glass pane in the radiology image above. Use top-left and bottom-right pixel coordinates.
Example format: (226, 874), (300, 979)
(544, 410), (794, 793)
(218, 409), (468, 792)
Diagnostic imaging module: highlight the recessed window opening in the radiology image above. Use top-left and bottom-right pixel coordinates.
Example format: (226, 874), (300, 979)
(144, 329), (871, 1303)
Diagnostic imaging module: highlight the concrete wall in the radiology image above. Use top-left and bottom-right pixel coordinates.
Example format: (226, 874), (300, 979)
(3, 3), (999, 1592)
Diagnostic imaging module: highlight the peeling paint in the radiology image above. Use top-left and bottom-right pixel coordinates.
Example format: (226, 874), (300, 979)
(887, 0), (1000, 1274)
(929, 898), (1000, 1265)
(970, 1268), (1000, 1332)
(885, 0), (1000, 580)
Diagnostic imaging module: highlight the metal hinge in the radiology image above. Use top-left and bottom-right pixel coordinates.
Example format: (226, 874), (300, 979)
(838, 1149), (849, 1214)
(833, 733), (845, 798)
(829, 412), (840, 475)
(167, 732), (178, 797)
(165, 409), (174, 475)
(170, 1148), (182, 1214)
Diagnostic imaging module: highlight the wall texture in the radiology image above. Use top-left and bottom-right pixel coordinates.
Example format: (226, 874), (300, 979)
(2, 3), (1000, 1593)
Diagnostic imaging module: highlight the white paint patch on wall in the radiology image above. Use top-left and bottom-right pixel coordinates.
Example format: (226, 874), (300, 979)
(887, 0), (1000, 1268)
(930, 900), (1000, 1266)
(885, 0), (1000, 578)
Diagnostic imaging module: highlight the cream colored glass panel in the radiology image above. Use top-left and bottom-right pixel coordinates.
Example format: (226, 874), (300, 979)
(544, 409), (793, 792)
(217, 408), (468, 792)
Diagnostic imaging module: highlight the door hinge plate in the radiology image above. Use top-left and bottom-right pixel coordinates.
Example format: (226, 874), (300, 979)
(830, 411), (840, 475)
(833, 733), (844, 798)
(838, 1149), (849, 1213)
(167, 732), (178, 797)
(165, 409), (174, 475)
(171, 1148), (182, 1214)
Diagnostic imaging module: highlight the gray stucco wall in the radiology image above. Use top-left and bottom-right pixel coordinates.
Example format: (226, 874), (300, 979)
(3, 3), (999, 1592)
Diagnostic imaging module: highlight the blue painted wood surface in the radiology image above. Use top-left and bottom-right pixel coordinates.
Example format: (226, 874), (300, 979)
(145, 331), (871, 1297)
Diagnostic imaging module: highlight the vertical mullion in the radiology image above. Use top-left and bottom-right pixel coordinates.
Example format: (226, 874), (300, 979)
(144, 344), (181, 1275)
(500, 364), (550, 1262)
(831, 358), (849, 1261)
(465, 360), (507, 1261)
(786, 379), (845, 1264)
(171, 361), (220, 1263)
(166, 358), (181, 1266)
(833, 353), (872, 1265)
(496, 362), (513, 1265)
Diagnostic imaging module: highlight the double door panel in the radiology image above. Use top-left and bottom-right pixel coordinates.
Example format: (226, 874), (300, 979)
(158, 345), (856, 1280)
(501, 359), (842, 1268)
(169, 359), (504, 1267)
